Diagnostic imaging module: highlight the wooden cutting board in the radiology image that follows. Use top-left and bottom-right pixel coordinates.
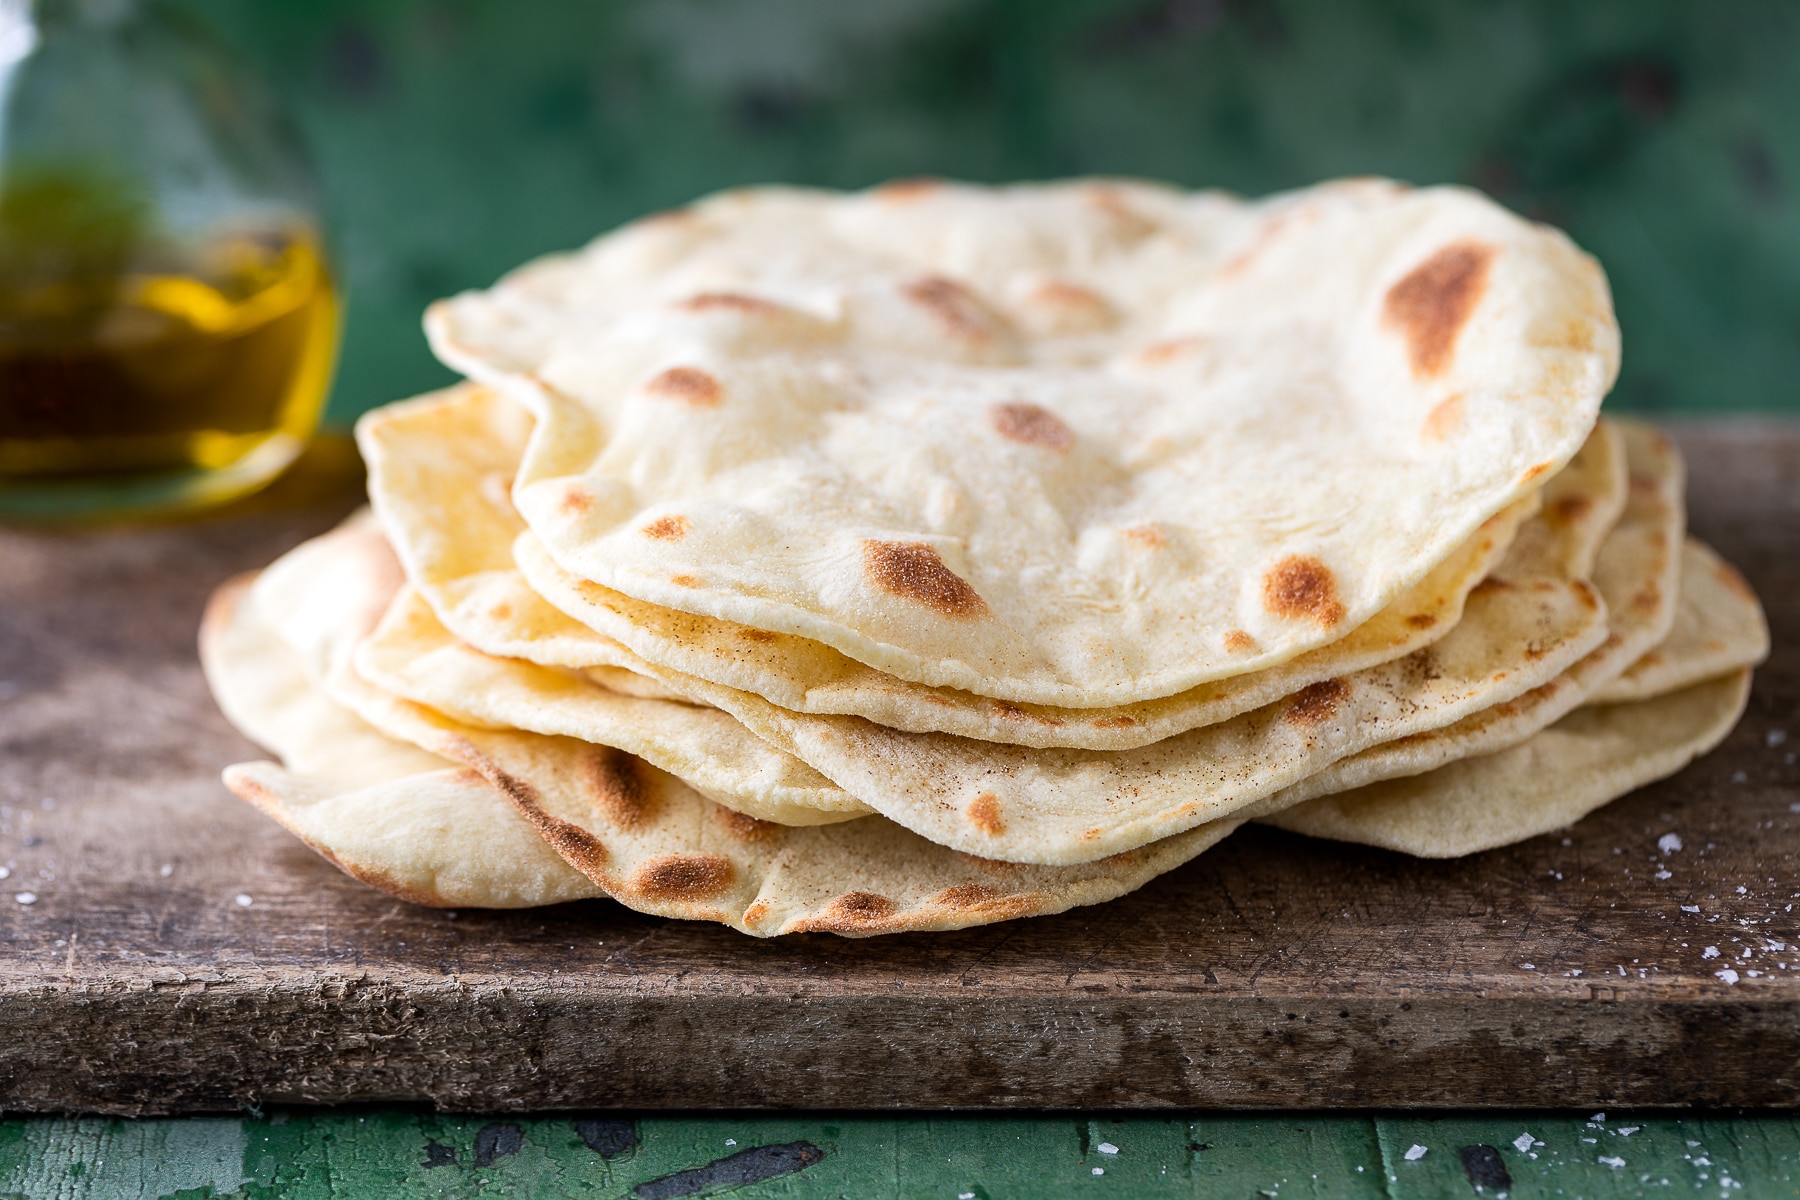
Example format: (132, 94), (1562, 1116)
(1, 424), (1795, 1116)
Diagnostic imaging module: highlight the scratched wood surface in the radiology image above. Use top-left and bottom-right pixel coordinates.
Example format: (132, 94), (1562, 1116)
(0, 423), (1796, 1116)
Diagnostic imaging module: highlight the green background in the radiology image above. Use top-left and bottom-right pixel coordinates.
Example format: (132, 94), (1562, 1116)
(6, 1108), (1798, 1198)
(175, 0), (1800, 425)
(15, 3), (1800, 1193)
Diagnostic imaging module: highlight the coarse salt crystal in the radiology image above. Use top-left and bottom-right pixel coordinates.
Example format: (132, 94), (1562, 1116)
(13, 892), (35, 905)
(1591, 1112), (1606, 1122)
(1092, 1167), (1104, 1175)
(1655, 870), (1673, 880)
(159, 864), (173, 877)
(1738, 886), (1749, 894)
(1733, 771), (1748, 783)
(1404, 1145), (1427, 1161)
(1619, 1126), (1640, 1136)
(1717, 969), (1740, 984)
(725, 1139), (736, 1146)
(1598, 1155), (1626, 1168)
(1703, 946), (1721, 959)
(234, 893), (253, 907)
(1658, 833), (1683, 854)
(1098, 1142), (1119, 1155)
(1513, 1132), (1535, 1152)
(1682, 905), (1701, 913)
(1768, 730), (1788, 747)
(0, 867), (8, 880)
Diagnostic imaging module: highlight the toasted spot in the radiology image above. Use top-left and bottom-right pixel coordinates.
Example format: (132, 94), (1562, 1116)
(862, 540), (987, 617)
(628, 853), (734, 902)
(1092, 714), (1138, 729)
(990, 402), (1074, 452)
(902, 275), (1001, 341)
(966, 792), (1005, 837)
(1637, 651), (1668, 668)
(738, 627), (778, 643)
(1285, 678), (1351, 725)
(1024, 279), (1115, 333)
(1472, 576), (1517, 596)
(488, 601), (513, 622)
(1551, 494), (1593, 524)
(741, 900), (772, 926)
(1423, 394), (1465, 441)
(581, 746), (657, 830)
(1382, 241), (1497, 377)
(670, 574), (703, 588)
(713, 806), (779, 842)
(1521, 461), (1554, 484)
(1575, 582), (1602, 612)
(992, 700), (1028, 721)
(825, 891), (896, 921)
(874, 176), (944, 202)
(1083, 185), (1159, 239)
(675, 291), (782, 315)
(1122, 523), (1166, 549)
(1405, 612), (1437, 629)
(1631, 585), (1663, 614)
(559, 485), (593, 516)
(644, 366), (723, 407)
(1134, 335), (1207, 366)
(642, 514), (690, 541)
(1262, 556), (1345, 627)
(1223, 629), (1257, 652)
(932, 884), (999, 908)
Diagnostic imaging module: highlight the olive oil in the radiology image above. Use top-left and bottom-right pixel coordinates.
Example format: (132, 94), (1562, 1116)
(0, 228), (338, 518)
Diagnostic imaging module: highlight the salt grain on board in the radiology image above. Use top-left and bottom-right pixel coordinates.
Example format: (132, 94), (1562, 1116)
(1098, 1143), (1119, 1155)
(1659, 833), (1683, 853)
(1682, 905), (1701, 913)
(13, 892), (34, 905)
(1404, 1145), (1427, 1161)
(1598, 1155), (1626, 1168)
(234, 893), (253, 907)
(1703, 946), (1721, 958)
(1513, 1133), (1535, 1152)
(1768, 730), (1788, 747)
(1717, 969), (1740, 984)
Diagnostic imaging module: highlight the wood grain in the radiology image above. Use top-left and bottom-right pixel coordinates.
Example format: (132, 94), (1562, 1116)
(0, 423), (1795, 1115)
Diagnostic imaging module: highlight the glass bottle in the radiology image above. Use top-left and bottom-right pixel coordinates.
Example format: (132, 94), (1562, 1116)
(0, 0), (337, 521)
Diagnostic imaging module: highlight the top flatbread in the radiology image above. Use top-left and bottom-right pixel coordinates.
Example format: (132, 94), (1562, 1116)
(427, 178), (1617, 706)
(359, 384), (1563, 750)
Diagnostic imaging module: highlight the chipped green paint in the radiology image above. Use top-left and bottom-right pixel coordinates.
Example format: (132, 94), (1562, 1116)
(3, 1111), (1799, 1198)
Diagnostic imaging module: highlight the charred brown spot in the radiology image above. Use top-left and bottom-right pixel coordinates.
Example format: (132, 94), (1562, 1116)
(990, 402), (1075, 452)
(670, 574), (703, 588)
(1521, 461), (1554, 484)
(581, 746), (656, 830)
(488, 601), (513, 621)
(738, 627), (779, 643)
(827, 891), (896, 921)
(1631, 585), (1663, 614)
(862, 540), (988, 617)
(1383, 241), (1497, 378)
(902, 276), (1000, 341)
(642, 515), (690, 541)
(932, 884), (998, 908)
(1285, 678), (1351, 725)
(644, 366), (723, 407)
(1262, 555), (1345, 627)
(676, 291), (782, 315)
(992, 700), (1028, 721)
(1552, 494), (1593, 524)
(1575, 581), (1602, 612)
(713, 806), (779, 842)
(1472, 576), (1517, 596)
(628, 853), (734, 902)
(1092, 714), (1138, 729)
(559, 485), (593, 516)
(1223, 629), (1258, 652)
(741, 900), (771, 926)
(966, 792), (1005, 836)
(1405, 613), (1437, 629)
(1123, 523), (1166, 549)
(1423, 394), (1465, 441)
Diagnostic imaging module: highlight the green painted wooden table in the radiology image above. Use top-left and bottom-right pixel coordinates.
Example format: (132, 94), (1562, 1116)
(5, 1109), (1798, 1197)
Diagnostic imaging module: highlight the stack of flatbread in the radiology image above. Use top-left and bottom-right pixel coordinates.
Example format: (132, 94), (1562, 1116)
(200, 178), (1769, 936)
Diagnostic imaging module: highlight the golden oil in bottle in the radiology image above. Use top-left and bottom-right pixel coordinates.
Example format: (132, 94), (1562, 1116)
(0, 221), (339, 520)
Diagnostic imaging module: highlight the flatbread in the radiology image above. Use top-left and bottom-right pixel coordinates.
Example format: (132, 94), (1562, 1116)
(358, 584), (868, 825)
(362, 383), (1549, 750)
(1256, 670), (1750, 858)
(200, 577), (603, 909)
(1257, 418), (1686, 820)
(1588, 538), (1768, 704)
(427, 178), (1617, 705)
(446, 513), (1607, 865)
(203, 574), (1241, 935)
